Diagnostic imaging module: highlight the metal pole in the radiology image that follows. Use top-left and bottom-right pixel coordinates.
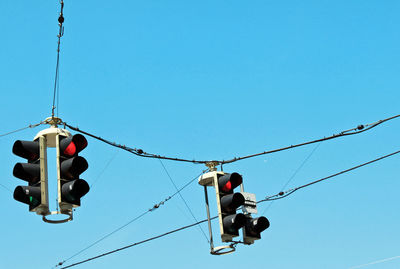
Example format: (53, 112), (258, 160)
(204, 185), (214, 251)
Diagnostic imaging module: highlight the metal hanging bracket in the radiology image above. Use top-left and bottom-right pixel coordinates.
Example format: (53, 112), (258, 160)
(33, 127), (74, 224)
(44, 117), (64, 128)
(205, 161), (219, 172)
(199, 169), (237, 255)
(43, 210), (72, 224)
(210, 245), (236, 255)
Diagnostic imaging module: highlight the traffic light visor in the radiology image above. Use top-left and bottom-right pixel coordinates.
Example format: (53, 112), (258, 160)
(220, 192), (245, 212)
(60, 134), (87, 157)
(246, 216), (270, 235)
(12, 140), (39, 161)
(13, 163), (40, 183)
(223, 213), (246, 231)
(218, 173), (243, 192)
(60, 156), (88, 180)
(13, 186), (41, 208)
(61, 179), (90, 204)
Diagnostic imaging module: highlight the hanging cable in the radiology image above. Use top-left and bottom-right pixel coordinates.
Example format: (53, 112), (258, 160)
(55, 169), (208, 268)
(221, 114), (400, 164)
(51, 0), (65, 118)
(0, 122), (43, 138)
(258, 149), (400, 204)
(62, 114), (400, 165)
(261, 142), (321, 214)
(59, 216), (218, 269)
(158, 159), (210, 243)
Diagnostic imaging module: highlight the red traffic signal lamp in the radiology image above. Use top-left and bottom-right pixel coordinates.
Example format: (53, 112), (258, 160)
(12, 137), (49, 215)
(215, 172), (246, 242)
(57, 134), (89, 213)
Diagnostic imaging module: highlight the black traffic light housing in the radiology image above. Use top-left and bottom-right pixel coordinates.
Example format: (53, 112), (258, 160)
(12, 137), (49, 214)
(57, 134), (89, 213)
(243, 216), (270, 244)
(215, 172), (246, 242)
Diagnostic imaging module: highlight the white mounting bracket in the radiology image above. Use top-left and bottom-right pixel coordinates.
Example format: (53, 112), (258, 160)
(33, 124), (75, 224)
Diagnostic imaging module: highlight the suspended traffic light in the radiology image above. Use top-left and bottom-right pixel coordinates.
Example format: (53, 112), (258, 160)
(215, 172), (246, 242)
(12, 137), (49, 214)
(57, 134), (89, 213)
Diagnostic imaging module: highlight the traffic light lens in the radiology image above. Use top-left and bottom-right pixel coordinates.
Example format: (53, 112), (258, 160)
(63, 141), (76, 156)
(221, 181), (232, 192)
(218, 173), (243, 193)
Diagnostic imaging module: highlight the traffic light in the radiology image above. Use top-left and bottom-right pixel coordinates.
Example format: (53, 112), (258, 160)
(243, 216), (270, 244)
(215, 172), (246, 242)
(12, 136), (49, 215)
(57, 133), (89, 213)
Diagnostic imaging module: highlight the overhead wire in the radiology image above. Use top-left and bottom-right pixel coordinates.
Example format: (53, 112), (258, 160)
(258, 149), (400, 204)
(261, 142), (321, 214)
(89, 150), (119, 189)
(55, 169), (208, 268)
(158, 159), (210, 243)
(62, 114), (400, 165)
(51, 0), (65, 118)
(59, 216), (218, 269)
(348, 255), (400, 269)
(0, 183), (12, 193)
(57, 148), (400, 268)
(221, 114), (400, 164)
(0, 122), (43, 138)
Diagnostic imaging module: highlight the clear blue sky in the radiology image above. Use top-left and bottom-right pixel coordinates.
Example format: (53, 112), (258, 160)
(1, 1), (399, 268)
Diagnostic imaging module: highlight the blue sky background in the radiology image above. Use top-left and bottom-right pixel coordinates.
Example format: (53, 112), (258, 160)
(1, 1), (399, 268)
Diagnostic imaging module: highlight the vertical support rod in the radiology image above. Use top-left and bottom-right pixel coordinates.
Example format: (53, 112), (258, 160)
(56, 134), (62, 210)
(38, 136), (50, 215)
(204, 185), (214, 251)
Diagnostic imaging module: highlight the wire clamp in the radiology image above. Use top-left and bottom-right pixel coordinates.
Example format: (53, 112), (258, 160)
(205, 161), (219, 171)
(44, 117), (63, 127)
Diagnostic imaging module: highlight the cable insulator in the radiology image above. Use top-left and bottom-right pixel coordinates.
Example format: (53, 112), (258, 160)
(58, 15), (64, 24)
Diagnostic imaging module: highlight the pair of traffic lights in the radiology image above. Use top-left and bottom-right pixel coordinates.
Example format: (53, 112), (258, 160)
(215, 172), (269, 244)
(12, 133), (90, 215)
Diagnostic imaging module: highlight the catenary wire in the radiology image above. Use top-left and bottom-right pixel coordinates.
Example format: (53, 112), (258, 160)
(258, 149), (400, 204)
(0, 122), (43, 138)
(59, 216), (218, 269)
(89, 150), (119, 189)
(58, 149), (400, 268)
(55, 169), (208, 267)
(262, 142), (321, 214)
(62, 114), (400, 165)
(158, 159), (210, 243)
(348, 255), (400, 269)
(221, 114), (400, 164)
(0, 183), (12, 193)
(51, 0), (64, 118)
(63, 122), (207, 164)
